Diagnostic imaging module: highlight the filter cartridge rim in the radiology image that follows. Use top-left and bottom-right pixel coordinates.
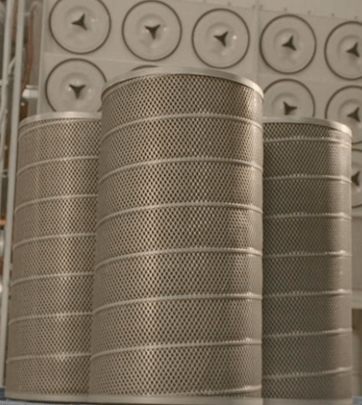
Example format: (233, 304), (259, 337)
(19, 112), (102, 130)
(102, 66), (264, 99)
(263, 116), (352, 138)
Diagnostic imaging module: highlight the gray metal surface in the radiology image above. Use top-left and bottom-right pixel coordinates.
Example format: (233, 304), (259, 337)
(5, 114), (101, 402)
(90, 69), (263, 399)
(263, 119), (353, 401)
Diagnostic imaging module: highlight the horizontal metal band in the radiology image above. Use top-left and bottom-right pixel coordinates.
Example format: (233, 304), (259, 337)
(11, 272), (94, 287)
(93, 293), (262, 315)
(264, 213), (351, 220)
(99, 157), (263, 185)
(263, 366), (352, 381)
(17, 156), (98, 177)
(95, 247), (262, 271)
(100, 113), (263, 144)
(264, 328), (352, 339)
(88, 393), (263, 405)
(19, 111), (101, 131)
(9, 311), (92, 326)
(15, 194), (97, 214)
(263, 399), (352, 405)
(13, 233), (95, 250)
(264, 251), (352, 259)
(5, 391), (89, 404)
(91, 339), (262, 360)
(264, 137), (351, 147)
(97, 202), (263, 229)
(6, 352), (91, 364)
(264, 290), (352, 299)
(264, 175), (351, 183)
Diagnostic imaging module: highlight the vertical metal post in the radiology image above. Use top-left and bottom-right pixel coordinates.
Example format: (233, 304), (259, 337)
(0, 0), (15, 221)
(0, 0), (26, 388)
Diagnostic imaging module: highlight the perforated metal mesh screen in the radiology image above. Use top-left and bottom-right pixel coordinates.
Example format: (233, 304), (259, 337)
(5, 114), (100, 402)
(263, 120), (352, 401)
(90, 70), (263, 399)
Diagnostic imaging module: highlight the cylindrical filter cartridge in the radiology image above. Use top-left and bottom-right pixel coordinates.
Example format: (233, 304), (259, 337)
(90, 67), (264, 404)
(5, 112), (101, 403)
(263, 117), (352, 404)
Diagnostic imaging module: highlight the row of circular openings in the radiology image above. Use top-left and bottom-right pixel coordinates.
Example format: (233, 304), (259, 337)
(45, 59), (362, 146)
(261, 15), (362, 80)
(50, 0), (362, 78)
(50, 0), (248, 69)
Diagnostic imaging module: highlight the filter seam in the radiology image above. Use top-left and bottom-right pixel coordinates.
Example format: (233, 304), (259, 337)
(13, 233), (96, 250)
(264, 175), (351, 183)
(263, 328), (352, 339)
(264, 289), (351, 299)
(9, 312), (92, 325)
(98, 157), (263, 185)
(263, 366), (353, 380)
(100, 113), (263, 143)
(264, 251), (351, 259)
(96, 202), (263, 229)
(6, 352), (91, 364)
(11, 272), (94, 287)
(17, 156), (98, 176)
(93, 293), (262, 315)
(264, 213), (351, 220)
(15, 194), (97, 213)
(264, 137), (351, 147)
(90, 340), (262, 360)
(95, 247), (262, 271)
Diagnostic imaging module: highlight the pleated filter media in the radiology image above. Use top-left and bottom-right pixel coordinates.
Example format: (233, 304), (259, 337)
(263, 118), (353, 405)
(5, 113), (101, 402)
(89, 67), (264, 403)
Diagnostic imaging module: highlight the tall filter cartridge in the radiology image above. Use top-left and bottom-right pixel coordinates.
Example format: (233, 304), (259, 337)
(5, 113), (101, 402)
(263, 117), (352, 404)
(90, 67), (264, 404)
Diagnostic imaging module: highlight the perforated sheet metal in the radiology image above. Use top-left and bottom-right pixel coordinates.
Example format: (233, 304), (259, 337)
(263, 120), (352, 401)
(5, 113), (101, 402)
(90, 69), (263, 400)
(101, 73), (263, 134)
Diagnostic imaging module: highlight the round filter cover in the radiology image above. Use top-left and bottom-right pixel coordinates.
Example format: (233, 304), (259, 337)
(122, 1), (182, 61)
(46, 59), (105, 112)
(260, 14), (316, 74)
(192, 9), (249, 69)
(49, 0), (111, 54)
(325, 21), (362, 80)
(352, 149), (362, 208)
(264, 79), (315, 118)
(325, 86), (362, 144)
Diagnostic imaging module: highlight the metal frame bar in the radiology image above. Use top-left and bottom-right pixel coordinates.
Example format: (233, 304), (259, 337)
(0, 1), (15, 218)
(0, 0), (26, 387)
